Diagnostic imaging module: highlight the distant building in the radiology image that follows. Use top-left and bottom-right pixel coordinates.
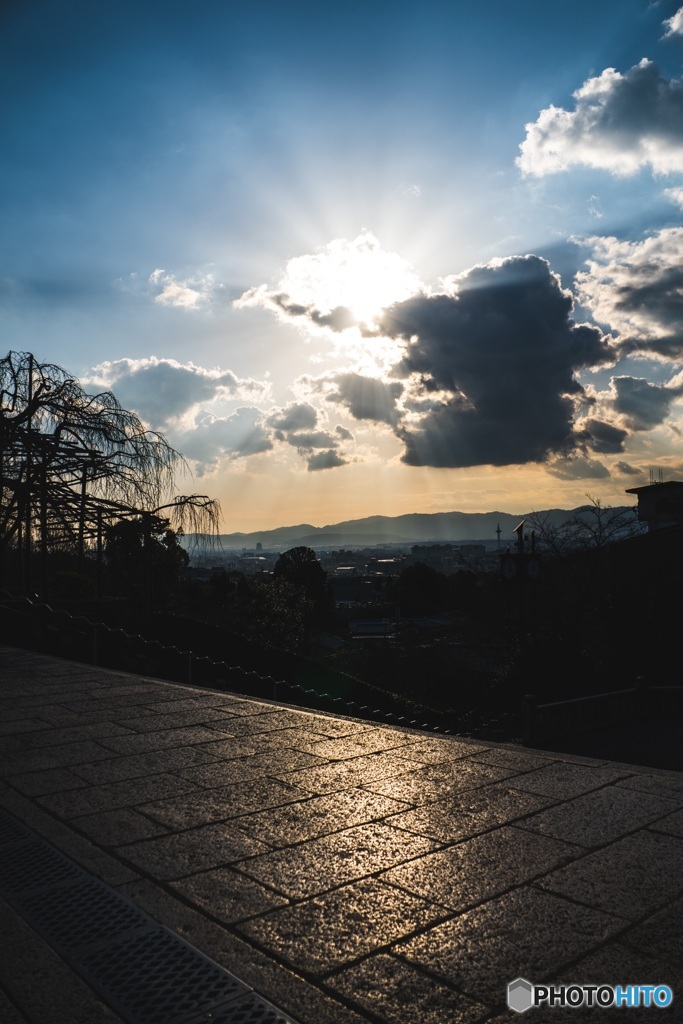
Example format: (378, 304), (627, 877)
(625, 480), (683, 531)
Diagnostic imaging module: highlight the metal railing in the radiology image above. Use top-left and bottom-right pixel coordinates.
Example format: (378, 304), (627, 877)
(521, 678), (683, 746)
(0, 593), (466, 736)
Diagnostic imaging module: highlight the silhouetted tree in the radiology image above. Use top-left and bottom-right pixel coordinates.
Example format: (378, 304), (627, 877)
(273, 546), (327, 605)
(0, 351), (220, 594)
(105, 519), (189, 606)
(527, 496), (642, 555)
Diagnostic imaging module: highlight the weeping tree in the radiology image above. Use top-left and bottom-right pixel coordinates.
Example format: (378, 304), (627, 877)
(0, 351), (220, 595)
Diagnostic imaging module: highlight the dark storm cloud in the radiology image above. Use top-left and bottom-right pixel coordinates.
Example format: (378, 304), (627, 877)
(611, 375), (682, 430)
(287, 430), (339, 450)
(335, 424), (354, 440)
(546, 456), (610, 480)
(307, 449), (348, 472)
(266, 402), (319, 432)
(379, 255), (611, 468)
(615, 461), (644, 477)
(326, 373), (403, 425)
(582, 418), (628, 454)
(271, 294), (357, 332)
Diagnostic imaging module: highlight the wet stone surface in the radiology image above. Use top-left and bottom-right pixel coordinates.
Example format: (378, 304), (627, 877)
(239, 821), (441, 899)
(516, 784), (680, 847)
(327, 952), (488, 1024)
(380, 826), (582, 911)
(231, 788), (409, 847)
(2, 648), (683, 1024)
(396, 885), (624, 1003)
(535, 829), (683, 918)
(385, 784), (555, 843)
(137, 777), (303, 829)
(115, 821), (269, 879)
(170, 865), (289, 923)
(238, 877), (450, 973)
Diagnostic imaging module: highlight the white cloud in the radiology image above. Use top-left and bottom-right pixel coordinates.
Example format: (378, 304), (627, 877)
(88, 357), (270, 427)
(576, 228), (683, 357)
(663, 6), (683, 37)
(149, 268), (225, 310)
(175, 408), (273, 474)
(664, 186), (683, 206)
(518, 59), (683, 177)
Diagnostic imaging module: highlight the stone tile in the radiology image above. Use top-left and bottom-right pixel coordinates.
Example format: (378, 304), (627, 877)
(365, 759), (517, 805)
(212, 700), (283, 717)
(170, 866), (289, 923)
(138, 777), (303, 829)
(391, 737), (489, 765)
(556, 942), (683, 1022)
(469, 747), (557, 772)
(536, 830), (683, 919)
(116, 822), (268, 878)
(8, 767), (89, 796)
(72, 807), (170, 845)
(517, 785), (679, 848)
(387, 785), (555, 843)
(208, 713), (294, 736)
(71, 746), (220, 785)
(175, 748), (325, 787)
(381, 826), (581, 911)
(97, 725), (234, 754)
(186, 736), (266, 760)
(293, 715), (374, 738)
(647, 808), (683, 838)
(240, 822), (440, 898)
(0, 718), (51, 735)
(621, 897), (683, 967)
(305, 729), (423, 761)
(616, 773), (683, 797)
(33, 738), (123, 766)
(245, 727), (337, 753)
(38, 773), (200, 818)
(275, 752), (418, 795)
(397, 886), (622, 1004)
(328, 953), (488, 1024)
(112, 710), (236, 733)
(233, 788), (409, 847)
(510, 762), (629, 799)
(16, 722), (134, 746)
(238, 877), (450, 974)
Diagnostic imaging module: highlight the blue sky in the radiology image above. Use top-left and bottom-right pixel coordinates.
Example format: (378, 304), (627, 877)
(3, 0), (683, 530)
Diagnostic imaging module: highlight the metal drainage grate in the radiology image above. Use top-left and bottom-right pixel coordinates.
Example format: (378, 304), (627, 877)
(17, 878), (155, 956)
(185, 995), (300, 1024)
(0, 807), (302, 1024)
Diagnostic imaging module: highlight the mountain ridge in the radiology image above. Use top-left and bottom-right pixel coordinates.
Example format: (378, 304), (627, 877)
(191, 505), (630, 550)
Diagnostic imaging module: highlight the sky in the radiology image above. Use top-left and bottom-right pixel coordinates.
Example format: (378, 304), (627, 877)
(3, 0), (683, 531)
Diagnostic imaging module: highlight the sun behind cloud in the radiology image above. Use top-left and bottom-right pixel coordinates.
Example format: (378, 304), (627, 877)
(235, 230), (425, 334)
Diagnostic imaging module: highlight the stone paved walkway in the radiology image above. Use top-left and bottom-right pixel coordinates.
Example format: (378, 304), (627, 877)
(1, 646), (682, 1023)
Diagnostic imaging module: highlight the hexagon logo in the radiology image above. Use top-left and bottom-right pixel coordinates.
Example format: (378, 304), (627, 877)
(508, 978), (534, 1013)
